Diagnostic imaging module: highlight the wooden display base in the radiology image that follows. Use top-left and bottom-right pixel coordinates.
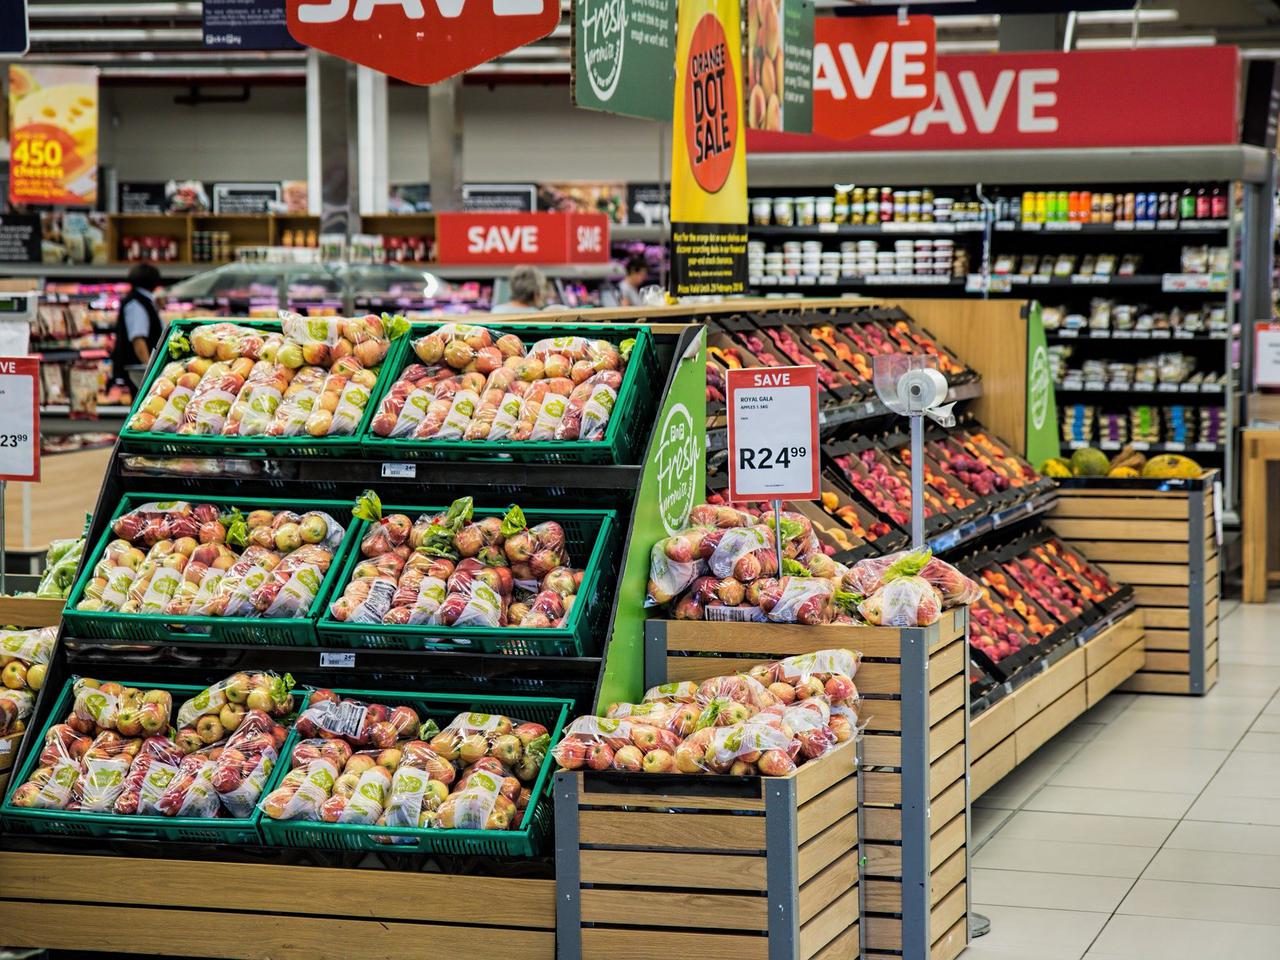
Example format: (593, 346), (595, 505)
(0, 850), (555, 959)
(970, 608), (1145, 800)
(554, 737), (859, 960)
(1050, 477), (1218, 695)
(645, 610), (970, 960)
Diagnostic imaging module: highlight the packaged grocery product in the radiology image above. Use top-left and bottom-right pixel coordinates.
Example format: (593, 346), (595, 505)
(858, 576), (943, 627)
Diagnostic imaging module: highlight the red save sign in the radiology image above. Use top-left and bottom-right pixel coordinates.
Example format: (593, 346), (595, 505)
(0, 357), (40, 483)
(726, 365), (820, 503)
(434, 212), (610, 265)
(286, 0), (559, 86)
(813, 15), (936, 141)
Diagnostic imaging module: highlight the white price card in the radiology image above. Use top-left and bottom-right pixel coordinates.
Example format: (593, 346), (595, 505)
(726, 366), (820, 502)
(1255, 322), (1280, 388)
(0, 358), (38, 482)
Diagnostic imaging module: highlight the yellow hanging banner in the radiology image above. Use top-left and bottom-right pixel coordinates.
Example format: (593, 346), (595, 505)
(669, 0), (748, 297)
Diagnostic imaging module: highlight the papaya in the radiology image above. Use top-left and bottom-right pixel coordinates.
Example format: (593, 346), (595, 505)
(1142, 454), (1201, 479)
(1039, 457), (1072, 479)
(1070, 447), (1109, 477)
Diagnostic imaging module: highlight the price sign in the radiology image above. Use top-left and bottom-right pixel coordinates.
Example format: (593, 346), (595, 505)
(0, 357), (38, 482)
(726, 365), (820, 501)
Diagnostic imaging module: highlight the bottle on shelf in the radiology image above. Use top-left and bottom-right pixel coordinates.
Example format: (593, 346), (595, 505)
(1195, 187), (1210, 219)
(1210, 186), (1227, 220)
(1180, 188), (1196, 220)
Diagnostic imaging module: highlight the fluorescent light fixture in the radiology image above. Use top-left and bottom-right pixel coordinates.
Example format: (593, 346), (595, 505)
(1076, 9), (1178, 25)
(29, 3), (202, 18)
(1239, 48), (1280, 59)
(30, 26), (204, 41)
(1076, 34), (1214, 49)
(936, 40), (1000, 53)
(934, 15), (1000, 30)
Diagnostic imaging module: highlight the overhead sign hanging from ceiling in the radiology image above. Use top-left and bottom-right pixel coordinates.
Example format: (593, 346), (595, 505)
(285, 0), (560, 85)
(750, 45), (1241, 152)
(0, 0), (28, 57)
(572, 0), (678, 121)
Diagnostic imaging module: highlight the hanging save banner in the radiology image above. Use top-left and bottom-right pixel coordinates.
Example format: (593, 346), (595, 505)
(572, 0), (678, 121)
(7, 65), (98, 207)
(669, 0), (748, 298)
(745, 0), (813, 134)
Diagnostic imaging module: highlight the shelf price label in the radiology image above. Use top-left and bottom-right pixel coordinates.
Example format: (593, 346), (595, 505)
(0, 358), (38, 482)
(726, 365), (820, 501)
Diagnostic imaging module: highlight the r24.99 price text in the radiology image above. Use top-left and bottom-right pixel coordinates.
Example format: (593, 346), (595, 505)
(738, 446), (807, 469)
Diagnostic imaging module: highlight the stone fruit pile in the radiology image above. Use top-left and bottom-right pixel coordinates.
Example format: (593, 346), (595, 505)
(554, 648), (860, 776)
(260, 692), (551, 836)
(76, 501), (346, 619)
(127, 313), (405, 438)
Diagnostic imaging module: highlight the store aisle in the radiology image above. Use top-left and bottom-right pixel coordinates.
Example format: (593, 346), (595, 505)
(967, 598), (1280, 960)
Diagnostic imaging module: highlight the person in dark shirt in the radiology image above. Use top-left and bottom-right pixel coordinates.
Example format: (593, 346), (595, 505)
(111, 263), (163, 394)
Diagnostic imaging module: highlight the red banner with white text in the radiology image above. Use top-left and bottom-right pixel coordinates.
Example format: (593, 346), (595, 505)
(434, 212), (610, 265)
(750, 45), (1240, 153)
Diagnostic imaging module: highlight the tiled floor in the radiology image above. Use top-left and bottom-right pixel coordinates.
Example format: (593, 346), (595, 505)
(968, 597), (1280, 959)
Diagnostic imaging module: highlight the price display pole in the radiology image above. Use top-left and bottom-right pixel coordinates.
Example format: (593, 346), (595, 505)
(0, 358), (41, 594)
(725, 366), (821, 567)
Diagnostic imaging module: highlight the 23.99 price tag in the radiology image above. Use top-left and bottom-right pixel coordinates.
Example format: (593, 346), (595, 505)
(0, 357), (39, 483)
(726, 365), (820, 502)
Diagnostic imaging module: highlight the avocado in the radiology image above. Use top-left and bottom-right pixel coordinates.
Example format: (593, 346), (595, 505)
(1070, 447), (1110, 478)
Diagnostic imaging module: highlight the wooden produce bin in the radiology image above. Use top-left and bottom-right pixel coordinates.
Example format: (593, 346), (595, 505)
(1050, 476), (1219, 695)
(643, 610), (970, 960)
(554, 737), (859, 960)
(970, 607), (1145, 799)
(0, 852), (555, 959)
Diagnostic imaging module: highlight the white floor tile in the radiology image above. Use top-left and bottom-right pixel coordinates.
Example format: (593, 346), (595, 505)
(972, 805), (1014, 846)
(1087, 708), (1254, 750)
(1204, 751), (1280, 798)
(1144, 846), (1280, 889)
(1022, 785), (1195, 820)
(1186, 787), (1280, 827)
(973, 867), (1132, 913)
(1163, 819), (1280, 857)
(1047, 743), (1228, 794)
(974, 834), (1156, 878)
(995, 810), (1175, 848)
(969, 903), (1109, 957)
(1088, 914), (1280, 960)
(1235, 730), (1280, 752)
(1119, 878), (1280, 926)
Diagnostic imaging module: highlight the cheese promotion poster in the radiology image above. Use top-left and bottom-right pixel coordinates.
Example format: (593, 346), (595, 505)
(8, 65), (99, 207)
(668, 0), (748, 297)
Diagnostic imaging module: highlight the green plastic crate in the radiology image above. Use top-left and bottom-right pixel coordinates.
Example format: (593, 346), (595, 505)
(316, 505), (618, 656)
(258, 688), (571, 857)
(62, 492), (353, 646)
(118, 317), (410, 458)
(0, 678), (283, 844)
(361, 322), (657, 464)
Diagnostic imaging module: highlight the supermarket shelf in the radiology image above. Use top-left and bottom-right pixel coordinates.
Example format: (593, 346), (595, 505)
(430, 262), (622, 281)
(40, 404), (131, 418)
(612, 224), (666, 242)
(1064, 439), (1224, 454)
(753, 273), (963, 289)
(993, 219), (1229, 234)
(927, 488), (1059, 556)
(750, 222), (986, 238)
(1049, 329), (1229, 342)
(0, 262), (203, 280)
(983, 274), (1228, 292)
(31, 348), (110, 363)
(1055, 382), (1227, 397)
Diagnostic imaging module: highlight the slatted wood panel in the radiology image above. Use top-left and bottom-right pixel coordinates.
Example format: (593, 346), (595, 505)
(559, 736), (859, 960)
(1051, 478), (1218, 696)
(647, 612), (968, 959)
(970, 610), (1145, 801)
(0, 852), (555, 959)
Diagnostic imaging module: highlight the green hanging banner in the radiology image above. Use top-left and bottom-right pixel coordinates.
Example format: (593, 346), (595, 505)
(1024, 301), (1059, 467)
(572, 0), (678, 122)
(596, 325), (706, 710)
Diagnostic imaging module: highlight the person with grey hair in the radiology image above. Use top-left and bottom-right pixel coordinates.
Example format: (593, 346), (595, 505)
(491, 265), (547, 314)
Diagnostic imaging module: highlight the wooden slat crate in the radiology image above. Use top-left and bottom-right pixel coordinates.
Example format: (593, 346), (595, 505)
(0, 851), (555, 958)
(970, 607), (1145, 801)
(643, 609), (970, 960)
(1049, 476), (1219, 695)
(554, 736), (859, 960)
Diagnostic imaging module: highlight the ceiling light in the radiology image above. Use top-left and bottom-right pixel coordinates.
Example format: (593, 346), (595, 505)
(28, 2), (202, 18)
(934, 15), (1000, 30)
(29, 26), (204, 41)
(935, 40), (1000, 54)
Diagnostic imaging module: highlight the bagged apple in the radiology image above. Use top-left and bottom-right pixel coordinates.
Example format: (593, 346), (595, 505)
(845, 548), (980, 609)
(435, 769), (516, 830)
(428, 712), (549, 783)
(646, 528), (710, 606)
(177, 671), (294, 729)
(641, 680), (699, 704)
(0, 688), (35, 735)
(748, 648), (862, 715)
(757, 576), (836, 625)
(859, 576), (943, 627)
(114, 737), (186, 815)
(9, 749), (82, 810)
(603, 699), (701, 738)
(260, 757), (339, 821)
(156, 755), (221, 818)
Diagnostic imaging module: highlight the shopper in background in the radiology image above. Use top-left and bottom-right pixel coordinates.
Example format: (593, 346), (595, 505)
(618, 255), (650, 306)
(491, 264), (547, 314)
(111, 262), (164, 395)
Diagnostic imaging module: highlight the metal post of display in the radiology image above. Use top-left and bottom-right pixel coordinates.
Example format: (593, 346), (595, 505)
(910, 416), (925, 549)
(772, 498), (785, 572)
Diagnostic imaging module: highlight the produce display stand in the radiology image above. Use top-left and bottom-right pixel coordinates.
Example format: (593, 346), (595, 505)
(969, 605), (1145, 799)
(1050, 475), (1220, 695)
(0, 312), (708, 960)
(1241, 428), (1280, 603)
(554, 737), (859, 960)
(643, 609), (970, 960)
